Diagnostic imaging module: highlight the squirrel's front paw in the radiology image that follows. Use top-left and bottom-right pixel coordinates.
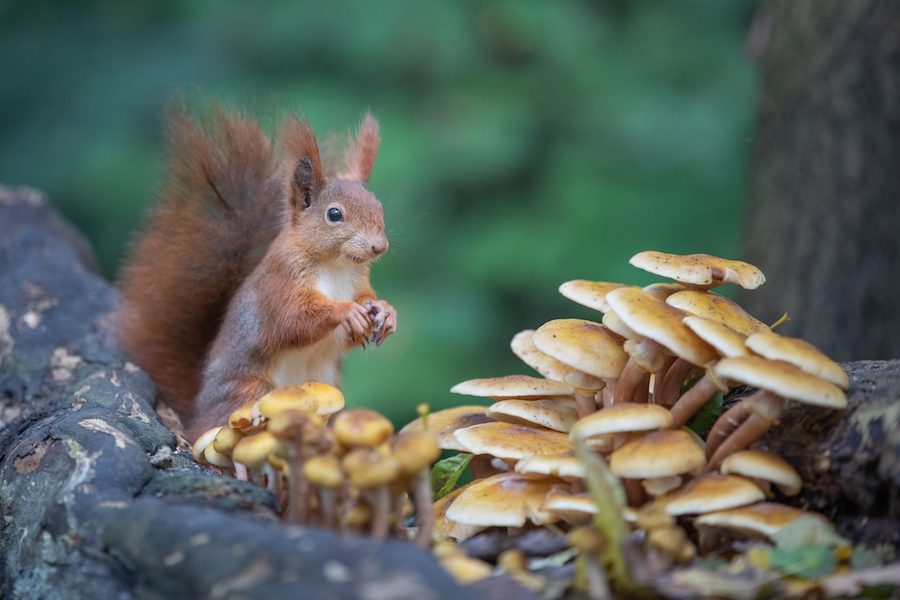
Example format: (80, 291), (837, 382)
(364, 299), (397, 346)
(341, 302), (372, 347)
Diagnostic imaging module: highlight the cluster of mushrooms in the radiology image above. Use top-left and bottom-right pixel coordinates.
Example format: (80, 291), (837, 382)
(191, 381), (439, 546)
(421, 251), (850, 577)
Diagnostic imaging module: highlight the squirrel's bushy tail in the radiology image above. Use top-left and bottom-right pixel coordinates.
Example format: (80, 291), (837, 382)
(118, 105), (284, 417)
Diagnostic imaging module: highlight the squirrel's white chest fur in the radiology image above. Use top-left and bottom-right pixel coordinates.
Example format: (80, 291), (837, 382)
(268, 263), (362, 388)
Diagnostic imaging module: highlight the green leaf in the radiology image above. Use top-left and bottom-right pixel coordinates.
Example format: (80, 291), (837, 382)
(771, 516), (849, 550)
(850, 546), (890, 570)
(430, 453), (473, 500)
(769, 546), (837, 580)
(686, 391), (723, 439)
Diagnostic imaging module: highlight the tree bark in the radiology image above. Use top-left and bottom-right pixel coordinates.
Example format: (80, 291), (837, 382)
(741, 0), (900, 361)
(0, 185), (464, 599)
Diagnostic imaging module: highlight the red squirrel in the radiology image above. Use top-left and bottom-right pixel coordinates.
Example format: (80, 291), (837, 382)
(117, 105), (396, 440)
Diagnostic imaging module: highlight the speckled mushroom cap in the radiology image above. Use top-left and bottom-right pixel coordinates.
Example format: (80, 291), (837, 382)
(713, 356), (847, 409)
(333, 408), (394, 447)
(451, 375), (575, 399)
(605, 288), (717, 366)
(630, 251), (766, 290)
(444, 473), (559, 527)
(487, 398), (578, 433)
(392, 430), (441, 475)
(666, 290), (767, 336)
(453, 422), (572, 460)
(400, 405), (491, 452)
(570, 403), (673, 440)
(532, 319), (628, 381)
(304, 454), (344, 488)
(434, 485), (486, 541)
(602, 310), (640, 340)
(720, 450), (802, 496)
(511, 330), (604, 390)
(683, 316), (749, 359)
(660, 473), (765, 515)
(342, 447), (400, 487)
(609, 429), (706, 479)
(695, 503), (828, 538)
(514, 454), (585, 479)
(643, 283), (686, 302)
(257, 386), (319, 419)
(297, 380), (346, 416)
(746, 331), (849, 390)
(558, 280), (630, 313)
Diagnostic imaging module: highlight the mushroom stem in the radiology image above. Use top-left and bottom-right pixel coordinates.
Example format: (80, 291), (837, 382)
(574, 390), (596, 418)
(623, 478), (646, 507)
(412, 470), (435, 548)
(287, 446), (310, 523)
(470, 455), (496, 479)
(613, 359), (647, 404)
(631, 373), (651, 404)
(319, 488), (335, 528)
(370, 486), (391, 540)
(233, 462), (249, 481)
(668, 375), (720, 429)
(706, 392), (783, 470)
(658, 359), (698, 407)
(652, 356), (678, 403)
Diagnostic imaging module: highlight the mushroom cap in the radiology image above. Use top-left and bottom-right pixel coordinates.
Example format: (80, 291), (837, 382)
(540, 491), (596, 524)
(511, 330), (604, 390)
(439, 555), (494, 584)
(666, 290), (767, 336)
(683, 316), (749, 358)
(451, 375), (575, 399)
(487, 398), (578, 433)
(228, 400), (265, 432)
(444, 473), (559, 527)
(606, 288), (717, 366)
(391, 430), (441, 475)
(660, 474), (765, 515)
(453, 422), (572, 460)
(212, 427), (245, 454)
(570, 403), (673, 439)
(558, 280), (631, 313)
(532, 319), (628, 381)
(297, 380), (346, 416)
(514, 454), (585, 479)
(341, 447), (400, 487)
(746, 331), (849, 390)
(192, 426), (222, 462)
(400, 405), (491, 452)
(642, 283), (686, 302)
(203, 440), (234, 469)
(609, 429), (706, 479)
(713, 356), (847, 409)
(333, 408), (394, 448)
(720, 450), (802, 496)
(434, 485), (486, 541)
(303, 454), (344, 488)
(629, 251), (766, 290)
(602, 310), (640, 340)
(232, 431), (285, 469)
(695, 502), (828, 539)
(257, 386), (319, 419)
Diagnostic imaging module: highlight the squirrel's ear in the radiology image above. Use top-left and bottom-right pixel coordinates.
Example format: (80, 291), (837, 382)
(340, 112), (380, 183)
(292, 158), (320, 210)
(281, 116), (324, 211)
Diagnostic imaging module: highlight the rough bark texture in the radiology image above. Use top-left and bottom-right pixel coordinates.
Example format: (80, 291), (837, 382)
(0, 185), (464, 599)
(741, 0), (900, 361)
(757, 359), (900, 548)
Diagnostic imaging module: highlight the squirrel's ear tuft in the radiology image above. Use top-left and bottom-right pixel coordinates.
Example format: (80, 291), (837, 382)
(340, 112), (380, 183)
(280, 115), (324, 211)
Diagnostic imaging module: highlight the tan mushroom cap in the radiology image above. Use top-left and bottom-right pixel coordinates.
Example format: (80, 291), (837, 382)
(570, 403), (673, 439)
(666, 290), (767, 336)
(643, 283), (685, 302)
(451, 375), (575, 399)
(257, 386), (319, 419)
(487, 398), (578, 433)
(713, 356), (847, 409)
(453, 422), (572, 460)
(391, 430), (441, 475)
(192, 426), (222, 462)
(683, 316), (749, 358)
(558, 280), (631, 313)
(606, 288), (717, 366)
(609, 429), (706, 479)
(533, 319), (628, 381)
(660, 474), (765, 515)
(511, 330), (604, 390)
(232, 431), (285, 469)
(229, 400), (265, 432)
(630, 251), (766, 290)
(514, 454), (585, 479)
(297, 380), (346, 416)
(212, 426), (245, 454)
(203, 438), (234, 469)
(720, 450), (802, 496)
(445, 473), (559, 527)
(400, 405), (491, 452)
(540, 491), (597, 524)
(434, 485), (486, 541)
(602, 310), (640, 340)
(695, 503), (828, 538)
(304, 454), (344, 488)
(333, 408), (394, 447)
(746, 331), (849, 390)
(342, 447), (400, 487)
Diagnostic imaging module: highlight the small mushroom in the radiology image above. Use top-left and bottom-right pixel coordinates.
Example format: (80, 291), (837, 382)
(511, 329), (605, 391)
(303, 454), (344, 528)
(450, 374), (575, 399)
(392, 430), (441, 547)
(444, 472), (559, 528)
(487, 398), (578, 433)
(453, 422), (572, 462)
(399, 405), (491, 452)
(608, 429), (706, 505)
(629, 251), (766, 290)
(746, 331), (849, 389)
(657, 473), (765, 516)
(695, 502), (833, 540)
(719, 450), (802, 497)
(341, 447), (400, 539)
(333, 408), (394, 449)
(540, 490), (596, 525)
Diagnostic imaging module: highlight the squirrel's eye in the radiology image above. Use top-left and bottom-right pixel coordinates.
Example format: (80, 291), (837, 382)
(327, 207), (344, 223)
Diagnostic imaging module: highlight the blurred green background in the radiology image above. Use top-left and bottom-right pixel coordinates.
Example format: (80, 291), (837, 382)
(0, 0), (759, 425)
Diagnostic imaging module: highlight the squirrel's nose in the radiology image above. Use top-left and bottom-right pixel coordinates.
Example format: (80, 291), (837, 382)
(371, 240), (388, 256)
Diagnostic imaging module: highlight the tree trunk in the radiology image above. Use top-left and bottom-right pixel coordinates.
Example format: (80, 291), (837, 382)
(0, 185), (464, 600)
(741, 0), (900, 361)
